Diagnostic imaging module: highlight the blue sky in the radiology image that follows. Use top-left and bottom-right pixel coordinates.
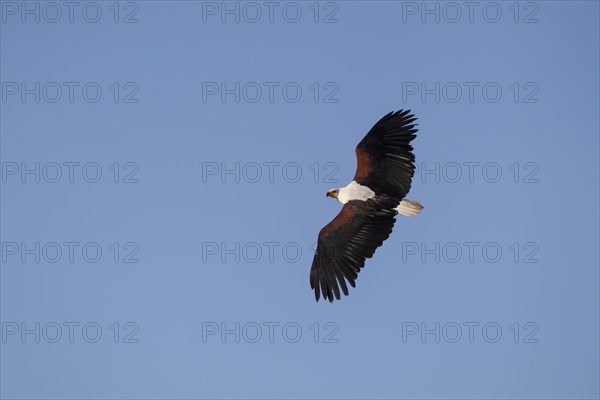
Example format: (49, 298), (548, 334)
(1, 1), (599, 399)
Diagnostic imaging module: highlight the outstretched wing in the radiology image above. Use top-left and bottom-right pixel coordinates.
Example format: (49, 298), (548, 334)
(354, 110), (418, 199)
(310, 199), (397, 302)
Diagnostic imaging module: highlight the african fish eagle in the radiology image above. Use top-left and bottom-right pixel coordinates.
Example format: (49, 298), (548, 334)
(310, 110), (423, 302)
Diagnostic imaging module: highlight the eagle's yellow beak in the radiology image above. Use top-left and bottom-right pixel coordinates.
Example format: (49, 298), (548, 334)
(326, 190), (336, 198)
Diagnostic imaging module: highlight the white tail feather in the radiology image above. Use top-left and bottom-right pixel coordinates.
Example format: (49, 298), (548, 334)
(396, 200), (423, 217)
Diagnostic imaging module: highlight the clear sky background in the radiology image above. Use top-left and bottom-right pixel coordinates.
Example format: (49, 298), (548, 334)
(1, 1), (599, 399)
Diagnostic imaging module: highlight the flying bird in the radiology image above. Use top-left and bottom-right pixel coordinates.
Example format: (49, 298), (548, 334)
(310, 110), (423, 302)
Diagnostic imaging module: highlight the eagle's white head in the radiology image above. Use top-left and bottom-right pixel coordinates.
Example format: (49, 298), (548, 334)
(326, 181), (377, 205)
(326, 188), (340, 201)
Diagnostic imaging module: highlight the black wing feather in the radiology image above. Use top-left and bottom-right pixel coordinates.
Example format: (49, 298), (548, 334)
(310, 199), (397, 302)
(354, 110), (418, 199)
